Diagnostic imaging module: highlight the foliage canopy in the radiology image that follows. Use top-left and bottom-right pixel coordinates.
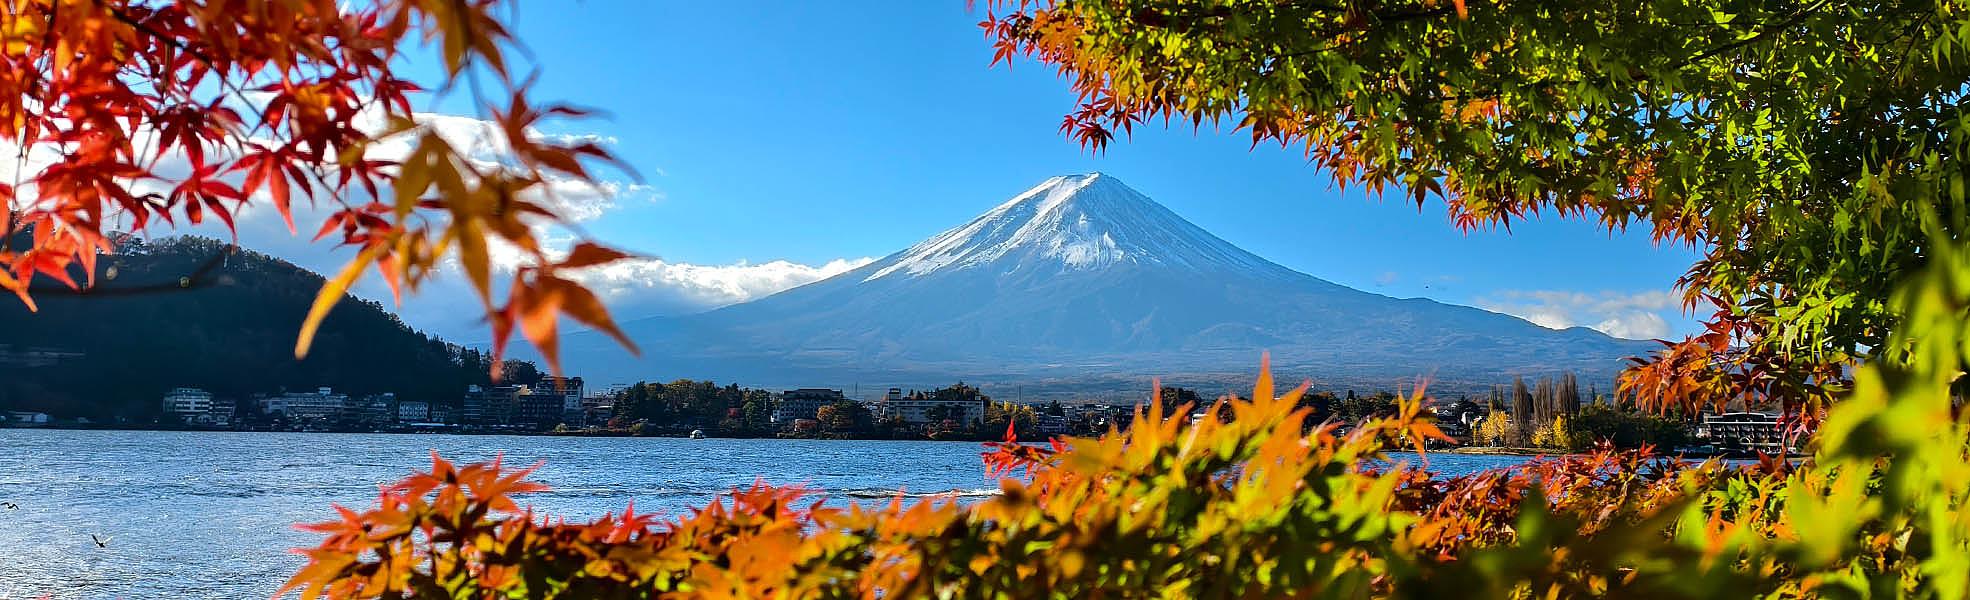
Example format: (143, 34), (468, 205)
(1, 0), (637, 376)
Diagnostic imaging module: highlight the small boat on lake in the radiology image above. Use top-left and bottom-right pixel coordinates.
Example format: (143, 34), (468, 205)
(689, 429), (706, 439)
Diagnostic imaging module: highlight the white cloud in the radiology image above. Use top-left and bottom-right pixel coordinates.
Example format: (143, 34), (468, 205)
(1374, 271), (1400, 286)
(575, 256), (875, 312)
(1594, 312), (1671, 340)
(1474, 289), (1683, 340)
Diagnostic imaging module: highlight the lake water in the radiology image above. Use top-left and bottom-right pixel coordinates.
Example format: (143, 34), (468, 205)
(0, 429), (1531, 599)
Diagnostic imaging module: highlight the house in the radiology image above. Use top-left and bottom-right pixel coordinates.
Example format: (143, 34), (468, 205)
(577, 392), (614, 427)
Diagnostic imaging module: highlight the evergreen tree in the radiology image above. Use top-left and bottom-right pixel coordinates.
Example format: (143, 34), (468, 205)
(1561, 373), (1583, 416)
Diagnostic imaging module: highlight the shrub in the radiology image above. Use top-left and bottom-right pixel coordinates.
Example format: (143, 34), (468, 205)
(282, 368), (1964, 597)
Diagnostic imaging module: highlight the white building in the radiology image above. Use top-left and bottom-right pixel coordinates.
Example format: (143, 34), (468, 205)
(262, 387), (348, 421)
(397, 400), (430, 423)
(160, 387), (213, 418)
(875, 390), (987, 426)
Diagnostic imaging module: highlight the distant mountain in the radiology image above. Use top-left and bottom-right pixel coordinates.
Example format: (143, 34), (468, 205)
(0, 236), (503, 419)
(551, 173), (1654, 399)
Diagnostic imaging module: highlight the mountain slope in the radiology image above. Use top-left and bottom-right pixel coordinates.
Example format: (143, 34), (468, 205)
(556, 174), (1652, 397)
(0, 236), (506, 419)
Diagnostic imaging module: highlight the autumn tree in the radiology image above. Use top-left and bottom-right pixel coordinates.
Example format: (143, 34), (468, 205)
(816, 400), (870, 434)
(984, 400), (1037, 437)
(1473, 410), (1514, 447)
(1, 0), (637, 375)
(977, 0), (1970, 425)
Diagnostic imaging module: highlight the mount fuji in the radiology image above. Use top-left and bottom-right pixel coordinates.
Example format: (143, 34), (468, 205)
(552, 174), (1652, 399)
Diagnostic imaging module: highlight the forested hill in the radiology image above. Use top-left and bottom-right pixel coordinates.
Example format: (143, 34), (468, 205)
(0, 236), (509, 420)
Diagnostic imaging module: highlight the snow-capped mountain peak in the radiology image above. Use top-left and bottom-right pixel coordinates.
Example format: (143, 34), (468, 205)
(560, 172), (1650, 397)
(865, 173), (1276, 281)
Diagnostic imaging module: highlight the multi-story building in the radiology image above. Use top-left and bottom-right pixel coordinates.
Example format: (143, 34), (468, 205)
(346, 393), (396, 428)
(875, 388), (989, 426)
(427, 404), (454, 425)
(461, 385), (521, 427)
(1699, 412), (1783, 448)
(771, 388), (845, 424)
(397, 400), (431, 423)
(537, 376), (586, 428)
(579, 391), (614, 426)
(516, 387), (568, 430)
(208, 397), (236, 427)
(160, 387), (214, 423)
(262, 387), (348, 422)
(1035, 413), (1069, 436)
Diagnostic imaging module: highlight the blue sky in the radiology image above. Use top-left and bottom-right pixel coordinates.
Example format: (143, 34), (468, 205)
(374, 1), (1702, 340)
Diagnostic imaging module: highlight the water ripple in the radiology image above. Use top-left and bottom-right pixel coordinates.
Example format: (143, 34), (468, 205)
(0, 429), (1527, 599)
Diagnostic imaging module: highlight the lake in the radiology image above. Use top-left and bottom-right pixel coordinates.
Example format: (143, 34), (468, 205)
(0, 429), (1532, 599)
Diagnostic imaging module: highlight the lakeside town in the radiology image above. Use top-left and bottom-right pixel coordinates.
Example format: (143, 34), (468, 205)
(0, 372), (1792, 455)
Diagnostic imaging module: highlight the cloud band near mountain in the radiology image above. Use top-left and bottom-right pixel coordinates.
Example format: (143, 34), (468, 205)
(1474, 289), (1683, 340)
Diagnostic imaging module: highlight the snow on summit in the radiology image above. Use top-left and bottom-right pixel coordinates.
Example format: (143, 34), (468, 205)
(866, 173), (1278, 281)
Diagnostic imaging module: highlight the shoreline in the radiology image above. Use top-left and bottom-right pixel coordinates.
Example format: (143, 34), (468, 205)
(1437, 446), (1559, 456)
(0, 423), (1016, 443)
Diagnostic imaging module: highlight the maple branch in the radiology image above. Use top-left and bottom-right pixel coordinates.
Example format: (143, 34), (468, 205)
(105, 4), (261, 142)
(104, 6), (212, 67)
(1685, 0), (1831, 64)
